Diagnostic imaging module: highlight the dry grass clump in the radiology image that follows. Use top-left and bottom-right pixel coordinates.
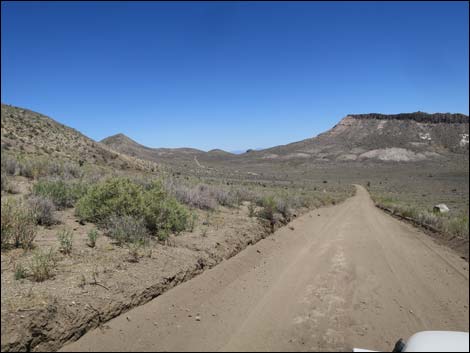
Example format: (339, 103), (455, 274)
(30, 248), (57, 282)
(1, 197), (37, 249)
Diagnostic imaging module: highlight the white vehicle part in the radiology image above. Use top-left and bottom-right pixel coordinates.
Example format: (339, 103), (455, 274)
(403, 331), (469, 352)
(353, 331), (469, 352)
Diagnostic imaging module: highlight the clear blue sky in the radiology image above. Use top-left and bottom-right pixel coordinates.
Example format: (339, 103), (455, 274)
(2, 1), (469, 152)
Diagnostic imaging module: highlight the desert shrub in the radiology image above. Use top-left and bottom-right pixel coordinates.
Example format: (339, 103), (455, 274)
(415, 211), (443, 229)
(167, 182), (217, 210)
(1, 197), (37, 249)
(75, 177), (144, 223)
(188, 212), (197, 232)
(87, 228), (99, 248)
(106, 215), (149, 245)
(126, 239), (147, 263)
(1, 154), (18, 175)
(445, 214), (469, 239)
(275, 198), (293, 221)
(1, 171), (7, 192)
(214, 188), (239, 207)
(33, 179), (88, 209)
(143, 184), (189, 238)
(14, 263), (27, 280)
(27, 195), (57, 226)
(77, 178), (190, 239)
(30, 248), (56, 282)
(57, 228), (73, 255)
(61, 162), (83, 179)
(258, 195), (277, 222)
(248, 202), (256, 217)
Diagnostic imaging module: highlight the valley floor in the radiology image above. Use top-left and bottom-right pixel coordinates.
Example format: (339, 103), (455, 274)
(61, 186), (469, 352)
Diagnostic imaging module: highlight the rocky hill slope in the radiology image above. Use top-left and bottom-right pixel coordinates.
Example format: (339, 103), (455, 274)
(1, 104), (158, 172)
(237, 112), (469, 164)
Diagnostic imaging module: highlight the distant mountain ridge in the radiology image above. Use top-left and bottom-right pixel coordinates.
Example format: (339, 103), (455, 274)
(2, 103), (468, 171)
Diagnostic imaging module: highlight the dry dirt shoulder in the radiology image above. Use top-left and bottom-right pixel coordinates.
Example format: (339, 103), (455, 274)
(1, 203), (277, 352)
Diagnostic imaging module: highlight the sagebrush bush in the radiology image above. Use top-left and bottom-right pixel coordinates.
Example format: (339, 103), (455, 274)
(30, 248), (56, 282)
(1, 197), (37, 249)
(106, 215), (149, 245)
(28, 195), (57, 226)
(33, 179), (88, 209)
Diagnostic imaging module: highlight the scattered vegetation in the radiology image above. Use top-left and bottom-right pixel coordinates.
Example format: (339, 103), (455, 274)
(373, 195), (469, 240)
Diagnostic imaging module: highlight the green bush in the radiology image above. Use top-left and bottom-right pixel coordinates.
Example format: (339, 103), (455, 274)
(76, 178), (190, 240)
(143, 182), (189, 237)
(33, 179), (87, 209)
(75, 177), (144, 223)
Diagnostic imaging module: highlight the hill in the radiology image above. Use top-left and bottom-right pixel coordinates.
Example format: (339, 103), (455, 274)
(1, 104), (158, 173)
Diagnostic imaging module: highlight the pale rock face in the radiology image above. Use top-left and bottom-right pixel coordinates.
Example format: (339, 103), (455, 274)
(359, 148), (428, 162)
(336, 154), (358, 161)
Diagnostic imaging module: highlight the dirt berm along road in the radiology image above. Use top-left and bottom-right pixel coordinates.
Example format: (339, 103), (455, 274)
(61, 185), (469, 352)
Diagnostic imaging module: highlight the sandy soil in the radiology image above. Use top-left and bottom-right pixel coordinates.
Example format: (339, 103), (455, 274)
(61, 186), (469, 352)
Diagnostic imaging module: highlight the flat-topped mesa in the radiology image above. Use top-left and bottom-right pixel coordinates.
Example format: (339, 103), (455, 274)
(348, 112), (469, 124)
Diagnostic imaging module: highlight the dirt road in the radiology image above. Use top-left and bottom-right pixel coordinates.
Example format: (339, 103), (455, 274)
(61, 185), (469, 352)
